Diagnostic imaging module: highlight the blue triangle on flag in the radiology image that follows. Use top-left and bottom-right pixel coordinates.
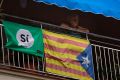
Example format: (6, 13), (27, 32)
(77, 45), (95, 79)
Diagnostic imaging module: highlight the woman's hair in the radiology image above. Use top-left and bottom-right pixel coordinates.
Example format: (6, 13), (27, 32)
(64, 14), (79, 27)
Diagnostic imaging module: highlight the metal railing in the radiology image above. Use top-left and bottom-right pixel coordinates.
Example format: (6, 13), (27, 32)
(0, 25), (43, 71)
(92, 44), (120, 80)
(0, 18), (120, 80)
(0, 24), (78, 80)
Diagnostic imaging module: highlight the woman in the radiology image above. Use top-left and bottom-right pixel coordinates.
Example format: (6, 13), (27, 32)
(61, 14), (89, 33)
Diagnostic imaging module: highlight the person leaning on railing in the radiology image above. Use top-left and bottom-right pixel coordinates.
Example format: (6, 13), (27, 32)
(61, 14), (89, 33)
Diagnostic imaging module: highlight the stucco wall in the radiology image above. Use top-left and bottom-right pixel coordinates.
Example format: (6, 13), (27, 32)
(0, 73), (35, 80)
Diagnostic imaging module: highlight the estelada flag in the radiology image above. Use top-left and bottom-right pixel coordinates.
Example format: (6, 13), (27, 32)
(43, 29), (94, 80)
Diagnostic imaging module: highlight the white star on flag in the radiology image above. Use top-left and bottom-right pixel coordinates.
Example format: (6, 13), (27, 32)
(82, 55), (90, 67)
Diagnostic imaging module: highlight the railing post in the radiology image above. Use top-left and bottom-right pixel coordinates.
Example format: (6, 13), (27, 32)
(98, 46), (104, 80)
(116, 51), (120, 75)
(22, 53), (25, 69)
(112, 50), (117, 80)
(107, 48), (113, 80)
(94, 45), (100, 80)
(0, 25), (5, 64)
(103, 47), (109, 80)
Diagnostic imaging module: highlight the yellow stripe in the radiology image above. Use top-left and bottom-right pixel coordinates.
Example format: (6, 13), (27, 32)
(46, 58), (86, 72)
(46, 67), (93, 80)
(45, 48), (77, 60)
(44, 39), (85, 52)
(43, 29), (89, 44)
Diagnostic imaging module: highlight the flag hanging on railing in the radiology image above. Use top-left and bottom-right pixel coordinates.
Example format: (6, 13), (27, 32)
(43, 29), (94, 80)
(2, 21), (44, 57)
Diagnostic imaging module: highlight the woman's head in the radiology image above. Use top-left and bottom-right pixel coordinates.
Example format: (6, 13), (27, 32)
(66, 14), (79, 28)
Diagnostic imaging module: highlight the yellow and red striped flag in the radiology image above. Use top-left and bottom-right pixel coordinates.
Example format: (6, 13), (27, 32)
(43, 29), (94, 80)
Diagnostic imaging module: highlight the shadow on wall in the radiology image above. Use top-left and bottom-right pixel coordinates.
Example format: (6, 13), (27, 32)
(1, 0), (120, 39)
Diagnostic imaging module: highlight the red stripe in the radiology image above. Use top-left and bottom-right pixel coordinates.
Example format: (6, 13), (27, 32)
(44, 34), (88, 48)
(45, 53), (81, 66)
(44, 43), (80, 55)
(46, 62), (89, 77)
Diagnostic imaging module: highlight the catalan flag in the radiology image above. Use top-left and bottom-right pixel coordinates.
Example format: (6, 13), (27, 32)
(43, 29), (94, 80)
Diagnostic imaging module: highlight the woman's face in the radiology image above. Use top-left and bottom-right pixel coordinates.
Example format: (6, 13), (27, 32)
(70, 16), (79, 28)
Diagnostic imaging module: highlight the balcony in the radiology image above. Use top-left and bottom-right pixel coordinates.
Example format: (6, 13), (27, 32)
(0, 16), (120, 80)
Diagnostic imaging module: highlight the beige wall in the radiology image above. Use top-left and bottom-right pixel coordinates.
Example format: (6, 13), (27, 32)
(0, 73), (35, 80)
(0, 69), (59, 80)
(0, 66), (67, 80)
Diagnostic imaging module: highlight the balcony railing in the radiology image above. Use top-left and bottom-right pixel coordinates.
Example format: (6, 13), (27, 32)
(92, 44), (120, 80)
(0, 24), (43, 70)
(0, 14), (120, 80)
